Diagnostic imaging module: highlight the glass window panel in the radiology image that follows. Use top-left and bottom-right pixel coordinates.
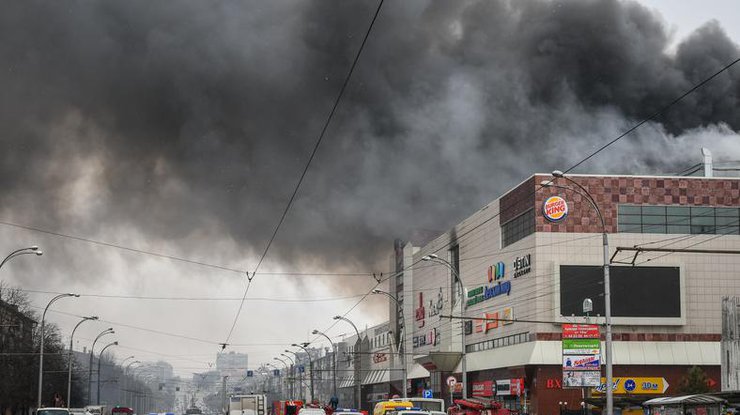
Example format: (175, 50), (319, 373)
(666, 216), (690, 226)
(667, 225), (691, 234)
(716, 207), (739, 217)
(618, 215), (643, 224)
(642, 224), (666, 233)
(667, 206), (690, 215)
(717, 226), (740, 235)
(717, 216), (739, 226)
(691, 225), (715, 234)
(692, 216), (715, 226)
(691, 207), (715, 217)
(642, 215), (667, 225)
(619, 205), (641, 215)
(619, 224), (642, 233)
(642, 206), (666, 215)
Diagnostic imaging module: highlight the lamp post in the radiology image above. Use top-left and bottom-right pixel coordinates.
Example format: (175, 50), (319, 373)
(124, 361), (141, 407)
(421, 253), (467, 399)
(1, 245), (43, 269)
(281, 353), (296, 398)
(97, 341), (119, 404)
(284, 350), (302, 400)
(89, 328), (114, 404)
(274, 357), (290, 398)
(292, 343), (314, 403)
(68, 316), (98, 408)
(333, 316), (362, 409)
(312, 329), (337, 400)
(545, 170), (613, 415)
(38, 293), (79, 407)
(370, 289), (407, 399)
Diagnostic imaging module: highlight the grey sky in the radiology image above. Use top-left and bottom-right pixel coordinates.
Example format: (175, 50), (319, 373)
(1, 0), (738, 378)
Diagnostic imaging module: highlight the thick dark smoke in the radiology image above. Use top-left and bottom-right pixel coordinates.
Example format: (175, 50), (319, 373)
(1, 0), (739, 275)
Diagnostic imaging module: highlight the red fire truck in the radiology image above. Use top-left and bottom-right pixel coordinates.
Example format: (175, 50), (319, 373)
(273, 400), (304, 415)
(447, 398), (514, 415)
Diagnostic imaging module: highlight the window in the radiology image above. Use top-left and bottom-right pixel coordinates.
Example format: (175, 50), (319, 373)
(502, 209), (535, 247)
(618, 205), (740, 235)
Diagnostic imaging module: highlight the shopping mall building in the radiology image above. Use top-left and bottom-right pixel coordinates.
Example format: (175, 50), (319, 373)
(385, 171), (740, 415)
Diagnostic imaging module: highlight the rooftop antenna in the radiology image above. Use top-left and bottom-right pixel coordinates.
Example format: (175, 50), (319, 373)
(702, 148), (713, 177)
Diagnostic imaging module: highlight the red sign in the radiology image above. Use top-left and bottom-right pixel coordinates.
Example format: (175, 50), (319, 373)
(485, 312), (499, 332)
(415, 292), (425, 328)
(472, 380), (494, 397)
(562, 324), (600, 339)
(546, 378), (562, 389)
(372, 353), (388, 363)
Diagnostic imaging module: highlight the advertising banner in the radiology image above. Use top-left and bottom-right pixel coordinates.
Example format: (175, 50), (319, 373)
(562, 324), (600, 339)
(563, 354), (601, 370)
(472, 380), (494, 397)
(562, 338), (601, 355)
(563, 371), (601, 387)
(592, 377), (669, 395)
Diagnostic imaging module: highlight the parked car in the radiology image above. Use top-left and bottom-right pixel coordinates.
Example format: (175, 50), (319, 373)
(37, 408), (70, 415)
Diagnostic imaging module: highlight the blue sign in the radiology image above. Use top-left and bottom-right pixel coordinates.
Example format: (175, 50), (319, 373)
(422, 389), (433, 399)
(246, 370), (254, 377)
(273, 369), (280, 376)
(624, 379), (637, 392)
(299, 365), (305, 373)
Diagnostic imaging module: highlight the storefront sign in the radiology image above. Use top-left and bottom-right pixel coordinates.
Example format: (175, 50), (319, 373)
(413, 327), (440, 348)
(562, 338), (601, 355)
(562, 324), (600, 339)
(466, 281), (511, 307)
(472, 380), (494, 397)
(543, 195), (568, 222)
(593, 377), (669, 394)
(513, 254), (531, 278)
(372, 353), (388, 363)
(474, 307), (514, 333)
(428, 287), (445, 318)
(563, 354), (601, 370)
(494, 378), (524, 396)
(563, 371), (601, 388)
(415, 292), (425, 328)
(488, 262), (505, 282)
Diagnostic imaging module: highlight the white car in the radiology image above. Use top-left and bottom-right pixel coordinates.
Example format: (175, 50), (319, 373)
(37, 408), (70, 415)
(297, 409), (326, 415)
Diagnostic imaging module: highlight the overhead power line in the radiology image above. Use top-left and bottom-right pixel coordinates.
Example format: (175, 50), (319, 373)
(223, 0), (387, 347)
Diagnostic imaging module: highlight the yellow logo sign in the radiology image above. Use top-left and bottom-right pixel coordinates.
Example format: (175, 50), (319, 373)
(592, 377), (669, 395)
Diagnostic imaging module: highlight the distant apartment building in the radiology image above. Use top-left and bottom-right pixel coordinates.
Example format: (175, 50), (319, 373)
(217, 351), (249, 379)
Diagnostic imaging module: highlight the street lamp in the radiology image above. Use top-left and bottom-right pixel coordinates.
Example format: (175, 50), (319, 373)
(97, 341), (119, 404)
(281, 353), (296, 398)
(421, 253), (468, 399)
(544, 170), (613, 415)
(371, 289), (408, 399)
(123, 361), (141, 407)
(89, 328), (114, 404)
(333, 316), (362, 409)
(292, 343), (314, 403)
(313, 329), (337, 400)
(274, 358), (290, 398)
(68, 315), (98, 408)
(284, 350), (302, 400)
(0, 245), (42, 269)
(38, 293), (79, 407)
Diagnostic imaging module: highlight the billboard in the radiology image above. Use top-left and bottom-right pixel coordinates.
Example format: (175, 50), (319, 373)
(563, 371), (601, 388)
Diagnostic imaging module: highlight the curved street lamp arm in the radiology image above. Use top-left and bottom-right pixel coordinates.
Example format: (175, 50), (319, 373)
(555, 175), (606, 229)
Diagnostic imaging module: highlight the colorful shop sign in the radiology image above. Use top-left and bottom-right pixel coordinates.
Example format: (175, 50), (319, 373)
(472, 380), (494, 397)
(562, 338), (601, 355)
(413, 327), (440, 348)
(562, 324), (600, 339)
(372, 353), (388, 363)
(474, 307), (514, 333)
(543, 196), (568, 222)
(494, 378), (524, 396)
(415, 292), (426, 328)
(563, 354), (601, 370)
(592, 377), (669, 395)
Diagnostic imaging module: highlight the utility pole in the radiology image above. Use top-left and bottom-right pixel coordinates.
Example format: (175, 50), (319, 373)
(222, 375), (229, 415)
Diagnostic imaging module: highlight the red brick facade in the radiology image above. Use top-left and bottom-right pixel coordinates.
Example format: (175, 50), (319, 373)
(498, 174), (740, 233)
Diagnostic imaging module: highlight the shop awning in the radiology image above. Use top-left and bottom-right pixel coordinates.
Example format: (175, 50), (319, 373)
(338, 375), (357, 389)
(414, 351), (462, 372)
(643, 395), (727, 406)
(407, 364), (430, 380)
(362, 369), (390, 385)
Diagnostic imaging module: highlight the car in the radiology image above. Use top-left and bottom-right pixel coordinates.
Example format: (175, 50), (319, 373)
(297, 408), (326, 415)
(334, 409), (362, 415)
(69, 408), (87, 415)
(389, 399), (445, 413)
(37, 408), (71, 415)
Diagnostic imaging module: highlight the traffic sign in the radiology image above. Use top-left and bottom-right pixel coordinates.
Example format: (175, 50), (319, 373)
(298, 365), (305, 373)
(593, 377), (669, 395)
(422, 389), (433, 399)
(446, 376), (458, 387)
(246, 370), (254, 377)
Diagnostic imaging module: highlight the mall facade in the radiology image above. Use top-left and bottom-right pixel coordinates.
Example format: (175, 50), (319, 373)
(384, 173), (740, 415)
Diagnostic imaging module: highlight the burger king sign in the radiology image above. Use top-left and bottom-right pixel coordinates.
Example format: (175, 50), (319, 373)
(543, 196), (568, 222)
